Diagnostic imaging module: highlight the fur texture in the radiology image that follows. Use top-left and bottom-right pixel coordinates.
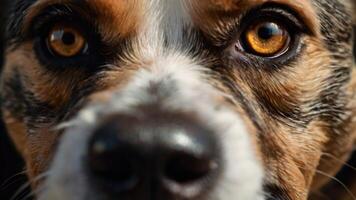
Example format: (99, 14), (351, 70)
(0, 0), (355, 200)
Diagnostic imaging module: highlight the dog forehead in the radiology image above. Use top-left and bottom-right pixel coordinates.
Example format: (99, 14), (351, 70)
(25, 0), (314, 10)
(21, 0), (318, 30)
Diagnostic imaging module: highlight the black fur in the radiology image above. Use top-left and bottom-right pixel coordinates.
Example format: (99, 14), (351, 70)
(0, 0), (29, 199)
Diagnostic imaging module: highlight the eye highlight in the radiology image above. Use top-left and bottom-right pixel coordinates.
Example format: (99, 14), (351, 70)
(30, 5), (113, 72)
(47, 24), (88, 57)
(227, 5), (308, 63)
(242, 21), (290, 57)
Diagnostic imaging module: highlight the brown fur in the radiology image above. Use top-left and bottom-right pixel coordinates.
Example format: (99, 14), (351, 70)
(1, 0), (355, 199)
(189, 0), (319, 43)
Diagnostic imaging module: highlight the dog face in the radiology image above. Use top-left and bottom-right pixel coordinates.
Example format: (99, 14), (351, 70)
(1, 0), (355, 199)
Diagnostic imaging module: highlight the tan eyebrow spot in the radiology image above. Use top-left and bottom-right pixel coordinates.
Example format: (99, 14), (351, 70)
(24, 0), (143, 41)
(87, 0), (143, 40)
(199, 0), (248, 11)
(189, 0), (320, 37)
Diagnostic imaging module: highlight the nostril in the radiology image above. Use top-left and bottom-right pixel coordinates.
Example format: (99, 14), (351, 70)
(88, 131), (139, 193)
(164, 153), (217, 184)
(86, 114), (222, 199)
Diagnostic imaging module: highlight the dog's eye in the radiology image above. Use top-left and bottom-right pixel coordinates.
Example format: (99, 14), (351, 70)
(230, 6), (306, 61)
(33, 18), (106, 70)
(31, 5), (108, 70)
(242, 21), (291, 57)
(47, 24), (88, 57)
(241, 21), (290, 57)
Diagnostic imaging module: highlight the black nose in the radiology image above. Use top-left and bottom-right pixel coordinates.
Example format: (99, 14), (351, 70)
(87, 113), (221, 199)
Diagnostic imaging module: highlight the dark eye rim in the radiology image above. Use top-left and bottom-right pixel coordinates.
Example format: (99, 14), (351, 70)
(34, 20), (104, 72)
(224, 4), (308, 65)
(31, 5), (106, 72)
(237, 20), (292, 58)
(45, 23), (89, 58)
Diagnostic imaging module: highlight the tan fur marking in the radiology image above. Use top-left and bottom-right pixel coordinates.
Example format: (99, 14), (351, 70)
(24, 0), (142, 41)
(189, 0), (320, 42)
(5, 44), (82, 108)
(26, 127), (59, 183)
(1, 112), (57, 187)
(88, 0), (143, 40)
(3, 111), (28, 156)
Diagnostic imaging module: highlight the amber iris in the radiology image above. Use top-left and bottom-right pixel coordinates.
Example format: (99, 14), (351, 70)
(47, 24), (86, 57)
(244, 21), (290, 57)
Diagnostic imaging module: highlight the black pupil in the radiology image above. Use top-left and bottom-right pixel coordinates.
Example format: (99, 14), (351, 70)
(62, 32), (76, 45)
(257, 23), (281, 40)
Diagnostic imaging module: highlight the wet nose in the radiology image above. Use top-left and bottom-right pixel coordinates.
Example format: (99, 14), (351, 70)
(87, 113), (221, 199)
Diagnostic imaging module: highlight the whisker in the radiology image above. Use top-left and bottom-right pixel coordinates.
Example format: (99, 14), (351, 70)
(19, 182), (46, 200)
(313, 169), (356, 200)
(0, 170), (27, 190)
(10, 173), (49, 200)
(9, 181), (31, 200)
(295, 164), (356, 200)
(55, 119), (77, 130)
(320, 152), (356, 172)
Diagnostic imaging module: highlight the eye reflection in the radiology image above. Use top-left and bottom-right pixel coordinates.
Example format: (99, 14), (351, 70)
(241, 21), (290, 57)
(47, 24), (88, 57)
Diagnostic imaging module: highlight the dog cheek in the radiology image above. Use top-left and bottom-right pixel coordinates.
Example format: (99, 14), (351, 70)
(2, 111), (27, 157)
(26, 127), (59, 184)
(3, 112), (59, 186)
(2, 111), (59, 187)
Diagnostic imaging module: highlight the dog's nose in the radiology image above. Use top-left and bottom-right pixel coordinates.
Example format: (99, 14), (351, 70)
(87, 113), (221, 199)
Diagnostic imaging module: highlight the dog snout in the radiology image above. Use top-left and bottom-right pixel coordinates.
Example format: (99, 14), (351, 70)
(87, 112), (222, 199)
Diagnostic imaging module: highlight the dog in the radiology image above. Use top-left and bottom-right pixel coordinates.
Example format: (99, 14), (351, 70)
(0, 0), (355, 199)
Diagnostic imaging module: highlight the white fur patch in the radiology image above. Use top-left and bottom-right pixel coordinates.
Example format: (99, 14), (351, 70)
(39, 53), (264, 200)
(38, 1), (265, 199)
